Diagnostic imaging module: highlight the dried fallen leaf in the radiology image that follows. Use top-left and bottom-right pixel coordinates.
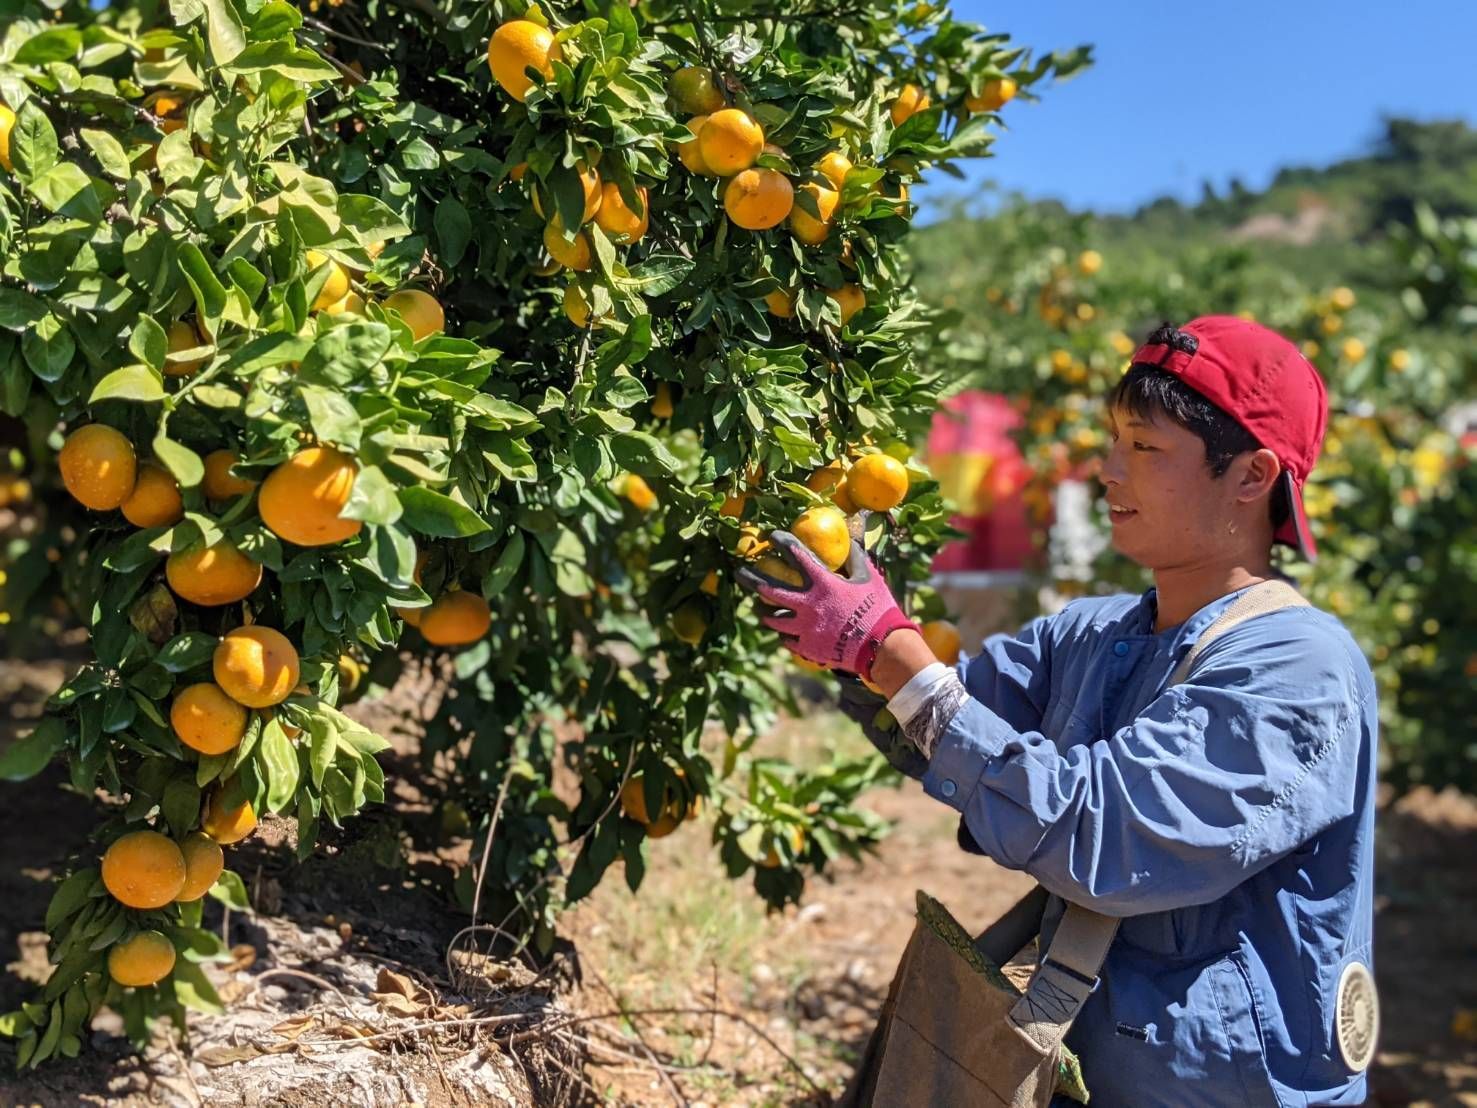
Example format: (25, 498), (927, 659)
(226, 944), (258, 973)
(370, 991), (425, 1017)
(375, 967), (419, 1000)
(271, 1014), (316, 1040)
(195, 1044), (263, 1067)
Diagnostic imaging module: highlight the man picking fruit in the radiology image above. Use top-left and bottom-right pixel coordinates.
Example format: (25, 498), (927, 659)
(738, 317), (1379, 1107)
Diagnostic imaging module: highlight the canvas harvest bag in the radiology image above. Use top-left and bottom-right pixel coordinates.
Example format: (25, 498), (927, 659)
(839, 580), (1310, 1107)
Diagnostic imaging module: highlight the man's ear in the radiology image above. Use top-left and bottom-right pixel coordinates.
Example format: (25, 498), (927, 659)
(1238, 448), (1282, 504)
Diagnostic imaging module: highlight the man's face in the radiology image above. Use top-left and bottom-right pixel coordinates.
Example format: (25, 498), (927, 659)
(1100, 404), (1241, 570)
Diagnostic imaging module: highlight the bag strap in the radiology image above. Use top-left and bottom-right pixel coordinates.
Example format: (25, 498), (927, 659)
(1004, 578), (1311, 1052)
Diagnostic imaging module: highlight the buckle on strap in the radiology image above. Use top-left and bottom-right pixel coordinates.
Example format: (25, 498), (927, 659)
(1040, 956), (1100, 993)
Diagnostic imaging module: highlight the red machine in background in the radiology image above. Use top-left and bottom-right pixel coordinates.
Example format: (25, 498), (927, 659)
(924, 392), (1043, 574)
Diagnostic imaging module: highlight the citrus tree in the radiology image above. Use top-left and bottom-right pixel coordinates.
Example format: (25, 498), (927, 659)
(0, 0), (1087, 1066)
(911, 193), (1476, 794)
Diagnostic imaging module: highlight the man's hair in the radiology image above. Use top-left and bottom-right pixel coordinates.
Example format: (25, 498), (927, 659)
(1109, 338), (1290, 532)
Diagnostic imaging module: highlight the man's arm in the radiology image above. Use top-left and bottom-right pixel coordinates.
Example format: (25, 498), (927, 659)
(875, 613), (1058, 735)
(914, 617), (1367, 915)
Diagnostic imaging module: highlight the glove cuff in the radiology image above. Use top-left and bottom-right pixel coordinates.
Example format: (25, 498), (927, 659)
(857, 608), (922, 682)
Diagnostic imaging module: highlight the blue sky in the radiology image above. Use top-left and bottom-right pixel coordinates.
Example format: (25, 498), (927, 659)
(926, 0), (1477, 215)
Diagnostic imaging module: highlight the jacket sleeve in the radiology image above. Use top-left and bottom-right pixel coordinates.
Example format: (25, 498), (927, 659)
(922, 617), (1368, 915)
(955, 614), (1056, 737)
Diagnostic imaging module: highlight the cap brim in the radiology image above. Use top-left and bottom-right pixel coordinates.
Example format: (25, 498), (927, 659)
(1274, 468), (1318, 562)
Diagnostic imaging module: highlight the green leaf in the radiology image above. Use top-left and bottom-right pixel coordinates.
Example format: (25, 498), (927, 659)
(299, 384), (362, 449)
(611, 430), (678, 474)
(155, 130), (200, 187)
(177, 243), (229, 331)
(44, 868), (98, 932)
(162, 777), (202, 838)
(207, 869), (250, 911)
(224, 41), (338, 81)
(0, 1009), (36, 1038)
(397, 486), (490, 537)
(0, 717), (67, 782)
(11, 101), (59, 181)
(308, 713), (336, 789)
(300, 322), (392, 385)
(89, 364), (165, 404)
(171, 959), (224, 1015)
(0, 289), (48, 332)
(26, 163), (101, 221)
(259, 716), (300, 813)
(14, 28), (83, 66)
(200, 0), (248, 64)
(80, 128), (131, 180)
(154, 430), (205, 488)
(156, 632), (218, 673)
(129, 316), (168, 372)
(22, 314), (74, 383)
(482, 530), (524, 595)
(342, 464), (401, 525)
(433, 196), (471, 267)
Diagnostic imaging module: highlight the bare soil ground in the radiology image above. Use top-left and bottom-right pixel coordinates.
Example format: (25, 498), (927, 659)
(2, 660), (1475, 1107)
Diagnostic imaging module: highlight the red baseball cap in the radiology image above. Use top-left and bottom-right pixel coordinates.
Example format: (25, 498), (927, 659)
(1129, 315), (1328, 561)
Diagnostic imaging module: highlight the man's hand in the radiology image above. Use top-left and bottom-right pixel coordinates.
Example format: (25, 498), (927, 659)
(734, 531), (919, 679)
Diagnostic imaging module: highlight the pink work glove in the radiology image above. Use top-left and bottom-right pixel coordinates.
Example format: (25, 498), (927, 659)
(735, 532), (919, 680)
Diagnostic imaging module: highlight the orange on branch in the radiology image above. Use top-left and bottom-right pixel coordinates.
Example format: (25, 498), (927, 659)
(531, 162), (602, 223)
(59, 425), (137, 511)
(755, 552), (805, 588)
(764, 288), (796, 318)
(816, 150), (853, 190)
(669, 66), (725, 114)
(0, 104), (14, 173)
(305, 250), (349, 312)
(259, 445), (361, 547)
(543, 216), (593, 271)
(677, 115), (716, 175)
(166, 541), (262, 607)
(382, 288), (445, 342)
(965, 76), (1016, 113)
(202, 450), (258, 500)
(723, 168), (794, 230)
(213, 626), (300, 708)
(920, 619), (962, 663)
(825, 284), (865, 326)
(698, 108), (764, 176)
(889, 83), (931, 126)
(176, 832), (224, 902)
(120, 464), (183, 528)
(201, 788), (257, 844)
(849, 453), (909, 511)
(487, 19), (560, 102)
(419, 591), (492, 646)
(563, 284), (599, 329)
(623, 473), (657, 511)
(170, 682), (248, 755)
(102, 830), (186, 909)
(671, 600), (708, 645)
(164, 319), (207, 377)
(789, 181), (839, 245)
(108, 931), (177, 988)
(792, 505), (850, 571)
(651, 381), (674, 419)
(594, 182), (649, 243)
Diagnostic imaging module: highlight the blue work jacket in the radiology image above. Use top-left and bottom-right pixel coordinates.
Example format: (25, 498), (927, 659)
(920, 582), (1378, 1107)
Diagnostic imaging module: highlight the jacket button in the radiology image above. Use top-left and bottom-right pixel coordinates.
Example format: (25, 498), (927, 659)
(940, 779), (957, 798)
(1113, 641), (1130, 656)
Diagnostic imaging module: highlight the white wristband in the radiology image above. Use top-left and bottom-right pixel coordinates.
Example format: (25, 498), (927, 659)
(887, 662), (953, 727)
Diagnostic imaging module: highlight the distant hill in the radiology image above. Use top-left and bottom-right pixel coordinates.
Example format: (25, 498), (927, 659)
(914, 118), (1477, 292)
